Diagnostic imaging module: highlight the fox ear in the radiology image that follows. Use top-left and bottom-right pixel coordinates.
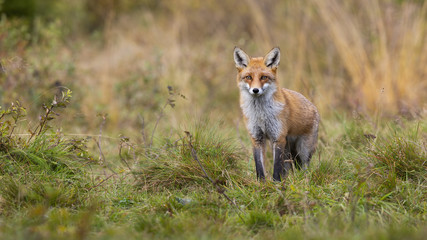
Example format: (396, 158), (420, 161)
(264, 47), (280, 68)
(234, 47), (250, 69)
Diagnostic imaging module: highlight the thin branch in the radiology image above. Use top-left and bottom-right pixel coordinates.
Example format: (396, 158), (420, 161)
(138, 114), (148, 146)
(162, 136), (184, 149)
(14, 133), (122, 139)
(119, 142), (132, 171)
(88, 173), (117, 191)
(118, 138), (138, 181)
(96, 114), (116, 174)
(37, 106), (52, 136)
(150, 102), (168, 147)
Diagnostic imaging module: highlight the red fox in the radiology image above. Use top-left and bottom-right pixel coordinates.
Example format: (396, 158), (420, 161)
(234, 47), (320, 181)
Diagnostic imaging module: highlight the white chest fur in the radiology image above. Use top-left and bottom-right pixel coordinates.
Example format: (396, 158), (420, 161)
(239, 82), (284, 141)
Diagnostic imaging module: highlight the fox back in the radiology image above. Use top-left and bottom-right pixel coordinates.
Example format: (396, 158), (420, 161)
(234, 47), (320, 181)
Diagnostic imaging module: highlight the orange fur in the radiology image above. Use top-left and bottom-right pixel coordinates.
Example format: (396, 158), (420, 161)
(234, 47), (319, 181)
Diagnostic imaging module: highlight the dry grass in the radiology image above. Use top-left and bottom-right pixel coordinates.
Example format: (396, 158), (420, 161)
(315, 0), (427, 115)
(57, 0), (425, 134)
(1, 0), (426, 133)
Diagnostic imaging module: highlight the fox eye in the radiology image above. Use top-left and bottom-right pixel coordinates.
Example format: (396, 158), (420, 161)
(244, 75), (252, 80)
(260, 76), (269, 80)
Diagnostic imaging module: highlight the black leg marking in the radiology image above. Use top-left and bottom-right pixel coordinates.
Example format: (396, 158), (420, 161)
(273, 144), (292, 181)
(253, 147), (265, 181)
(273, 146), (284, 181)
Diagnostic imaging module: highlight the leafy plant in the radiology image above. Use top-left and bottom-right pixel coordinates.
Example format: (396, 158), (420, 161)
(0, 90), (93, 213)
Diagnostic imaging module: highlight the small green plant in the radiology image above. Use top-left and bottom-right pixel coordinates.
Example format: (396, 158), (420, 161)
(28, 89), (72, 141)
(368, 128), (426, 182)
(0, 101), (26, 148)
(245, 210), (277, 232)
(134, 120), (248, 190)
(0, 90), (93, 213)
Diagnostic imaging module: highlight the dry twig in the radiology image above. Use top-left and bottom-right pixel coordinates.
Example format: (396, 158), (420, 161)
(88, 173), (117, 191)
(96, 114), (116, 174)
(118, 136), (138, 181)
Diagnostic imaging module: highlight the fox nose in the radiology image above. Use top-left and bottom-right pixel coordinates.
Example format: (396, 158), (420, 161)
(252, 88), (259, 94)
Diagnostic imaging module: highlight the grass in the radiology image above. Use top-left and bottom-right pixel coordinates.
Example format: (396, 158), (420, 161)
(1, 0), (426, 239)
(0, 101), (426, 239)
(134, 120), (248, 190)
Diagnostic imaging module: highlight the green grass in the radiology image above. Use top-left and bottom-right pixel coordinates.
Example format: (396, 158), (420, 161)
(1, 1), (426, 238)
(134, 121), (249, 190)
(1, 109), (426, 239)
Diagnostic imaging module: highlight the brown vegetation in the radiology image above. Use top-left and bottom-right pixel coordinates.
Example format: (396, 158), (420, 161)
(2, 0), (426, 134)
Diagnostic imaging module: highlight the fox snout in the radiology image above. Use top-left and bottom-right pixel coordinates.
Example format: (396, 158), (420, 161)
(234, 47), (279, 98)
(249, 84), (270, 96)
(241, 82), (270, 96)
(251, 88), (261, 95)
(246, 84), (263, 95)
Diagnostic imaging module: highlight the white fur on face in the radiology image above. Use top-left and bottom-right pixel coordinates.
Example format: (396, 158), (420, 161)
(239, 81), (284, 141)
(242, 82), (250, 90)
(247, 82), (271, 96)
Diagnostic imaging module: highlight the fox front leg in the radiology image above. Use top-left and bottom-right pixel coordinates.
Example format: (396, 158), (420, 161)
(253, 142), (266, 181)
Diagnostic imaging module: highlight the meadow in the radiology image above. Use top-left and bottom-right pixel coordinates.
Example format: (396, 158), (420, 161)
(0, 0), (426, 239)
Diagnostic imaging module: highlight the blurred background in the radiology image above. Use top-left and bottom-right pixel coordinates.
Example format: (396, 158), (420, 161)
(0, 0), (426, 136)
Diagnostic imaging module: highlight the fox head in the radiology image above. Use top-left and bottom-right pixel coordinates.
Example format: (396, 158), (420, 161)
(234, 47), (280, 96)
